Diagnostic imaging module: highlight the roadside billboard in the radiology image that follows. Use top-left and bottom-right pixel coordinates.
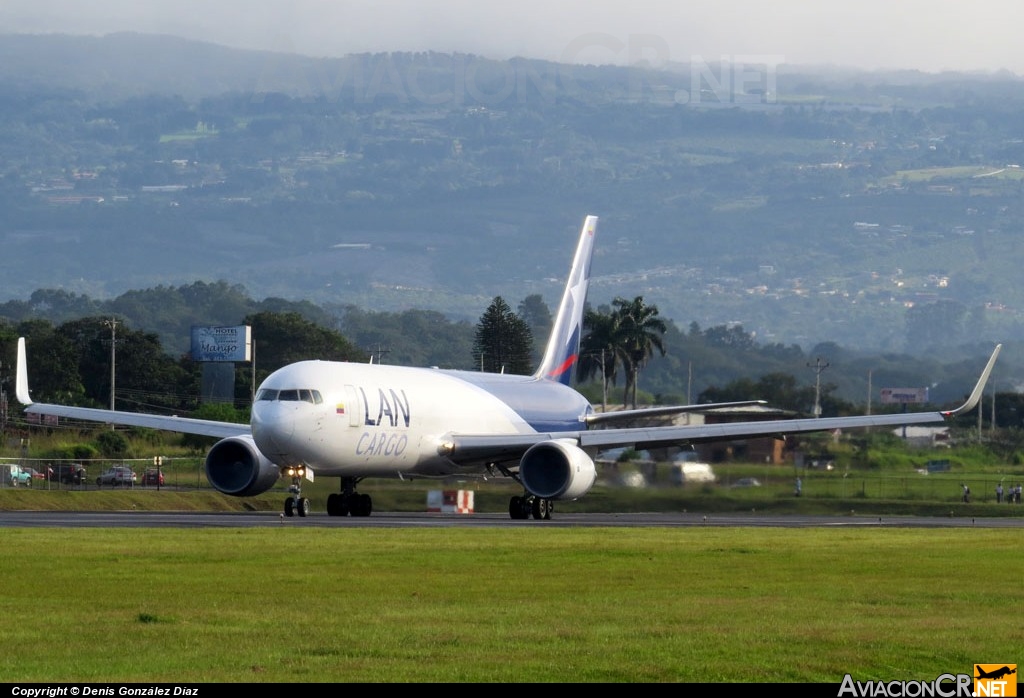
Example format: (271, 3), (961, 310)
(879, 387), (928, 404)
(191, 325), (252, 362)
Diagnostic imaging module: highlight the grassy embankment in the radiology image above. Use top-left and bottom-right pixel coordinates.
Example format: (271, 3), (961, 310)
(3, 428), (1024, 516)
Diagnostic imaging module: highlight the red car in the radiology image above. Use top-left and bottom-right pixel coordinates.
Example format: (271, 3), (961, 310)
(141, 468), (165, 486)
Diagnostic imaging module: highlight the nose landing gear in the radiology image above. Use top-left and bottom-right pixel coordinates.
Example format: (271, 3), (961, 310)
(282, 465), (309, 517)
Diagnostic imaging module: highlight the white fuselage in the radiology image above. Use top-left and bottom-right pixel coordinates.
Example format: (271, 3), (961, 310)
(250, 360), (593, 477)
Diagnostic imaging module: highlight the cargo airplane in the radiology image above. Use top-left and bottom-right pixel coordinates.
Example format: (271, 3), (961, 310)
(15, 215), (1002, 519)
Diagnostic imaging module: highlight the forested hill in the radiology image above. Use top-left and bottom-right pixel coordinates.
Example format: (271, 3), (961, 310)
(0, 281), (1010, 410)
(1, 33), (1024, 367)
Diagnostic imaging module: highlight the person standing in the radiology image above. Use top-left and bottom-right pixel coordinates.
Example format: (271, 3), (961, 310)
(996, 483), (1004, 504)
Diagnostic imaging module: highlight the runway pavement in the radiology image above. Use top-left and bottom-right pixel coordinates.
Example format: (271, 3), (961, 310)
(1, 510), (1022, 528)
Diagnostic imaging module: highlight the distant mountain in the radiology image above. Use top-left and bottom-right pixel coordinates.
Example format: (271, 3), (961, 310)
(0, 32), (325, 99)
(1, 32), (1023, 364)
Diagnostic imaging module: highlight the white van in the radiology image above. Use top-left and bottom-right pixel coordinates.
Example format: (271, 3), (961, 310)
(669, 454), (716, 485)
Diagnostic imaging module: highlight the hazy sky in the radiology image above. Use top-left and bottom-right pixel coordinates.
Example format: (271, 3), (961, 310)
(2, 0), (1023, 75)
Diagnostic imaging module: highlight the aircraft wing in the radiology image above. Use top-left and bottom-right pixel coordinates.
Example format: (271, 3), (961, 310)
(575, 409), (953, 451)
(446, 409), (950, 466)
(19, 403), (250, 439)
(447, 343), (1001, 466)
(584, 400), (768, 426)
(15, 338), (249, 439)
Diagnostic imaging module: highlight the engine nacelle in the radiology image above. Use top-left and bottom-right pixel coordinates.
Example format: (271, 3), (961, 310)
(519, 439), (597, 500)
(205, 435), (281, 497)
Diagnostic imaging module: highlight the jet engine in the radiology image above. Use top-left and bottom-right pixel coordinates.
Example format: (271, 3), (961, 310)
(518, 439), (597, 500)
(204, 435), (281, 497)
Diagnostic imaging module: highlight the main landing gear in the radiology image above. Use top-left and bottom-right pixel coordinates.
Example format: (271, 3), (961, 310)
(282, 465), (310, 518)
(326, 477), (373, 517)
(509, 493), (553, 520)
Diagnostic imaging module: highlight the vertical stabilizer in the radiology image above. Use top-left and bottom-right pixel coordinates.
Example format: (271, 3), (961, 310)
(16, 337), (32, 405)
(534, 215), (598, 385)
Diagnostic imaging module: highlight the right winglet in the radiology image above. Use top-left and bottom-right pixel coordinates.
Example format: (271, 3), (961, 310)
(16, 337), (32, 406)
(942, 343), (1001, 418)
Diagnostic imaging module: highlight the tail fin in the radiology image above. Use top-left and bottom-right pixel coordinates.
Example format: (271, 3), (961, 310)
(16, 337), (32, 405)
(534, 215), (598, 385)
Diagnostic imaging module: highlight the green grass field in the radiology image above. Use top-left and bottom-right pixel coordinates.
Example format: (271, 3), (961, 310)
(0, 526), (1019, 683)
(2, 452), (1021, 683)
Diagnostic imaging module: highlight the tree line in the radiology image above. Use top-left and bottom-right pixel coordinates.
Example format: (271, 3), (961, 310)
(0, 278), (1000, 430)
(0, 312), (363, 425)
(470, 292), (858, 418)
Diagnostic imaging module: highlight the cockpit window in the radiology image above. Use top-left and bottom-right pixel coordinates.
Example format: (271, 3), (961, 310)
(257, 388), (323, 404)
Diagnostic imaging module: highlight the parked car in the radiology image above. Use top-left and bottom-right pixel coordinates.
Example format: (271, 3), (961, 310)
(3, 465), (33, 486)
(96, 466), (136, 488)
(141, 468), (165, 487)
(731, 477), (762, 488)
(24, 467), (46, 481)
(48, 463), (88, 485)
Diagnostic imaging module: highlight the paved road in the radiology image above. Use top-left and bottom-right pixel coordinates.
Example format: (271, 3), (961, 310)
(1, 510), (1022, 528)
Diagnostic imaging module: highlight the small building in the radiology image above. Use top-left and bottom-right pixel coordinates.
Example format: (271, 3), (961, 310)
(689, 405), (797, 464)
(591, 404), (797, 465)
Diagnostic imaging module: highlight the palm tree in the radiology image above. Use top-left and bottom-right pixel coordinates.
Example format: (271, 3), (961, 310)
(578, 307), (626, 411)
(612, 296), (667, 409)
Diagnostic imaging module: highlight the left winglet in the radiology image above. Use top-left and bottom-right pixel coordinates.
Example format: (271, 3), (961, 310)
(16, 337), (32, 406)
(16, 336), (248, 439)
(942, 343), (1001, 418)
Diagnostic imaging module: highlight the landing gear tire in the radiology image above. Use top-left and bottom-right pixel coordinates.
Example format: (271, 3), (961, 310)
(532, 497), (552, 520)
(326, 491), (370, 516)
(284, 496), (309, 517)
(326, 493), (342, 516)
(353, 493), (372, 517)
(509, 495), (531, 520)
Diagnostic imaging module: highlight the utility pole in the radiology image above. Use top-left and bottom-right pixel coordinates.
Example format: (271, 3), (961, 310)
(600, 349), (607, 412)
(978, 392), (983, 440)
(807, 356), (830, 418)
(863, 368), (873, 434)
(370, 344), (391, 365)
(0, 361), (6, 431)
(991, 380), (997, 434)
(867, 369), (872, 417)
(103, 318), (119, 411)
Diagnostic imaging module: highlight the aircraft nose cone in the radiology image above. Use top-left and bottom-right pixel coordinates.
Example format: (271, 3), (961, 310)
(252, 402), (296, 457)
